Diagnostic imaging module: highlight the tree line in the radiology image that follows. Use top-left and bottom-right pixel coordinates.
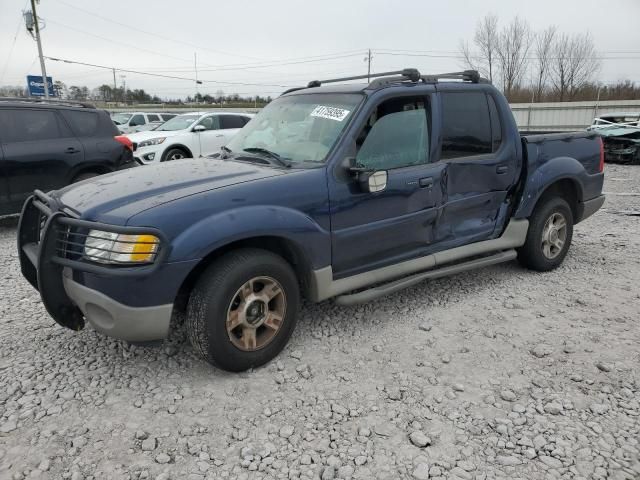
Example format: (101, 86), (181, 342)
(0, 81), (272, 105)
(459, 15), (640, 102)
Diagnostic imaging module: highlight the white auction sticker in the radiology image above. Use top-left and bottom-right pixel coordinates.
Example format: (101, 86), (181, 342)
(310, 105), (351, 122)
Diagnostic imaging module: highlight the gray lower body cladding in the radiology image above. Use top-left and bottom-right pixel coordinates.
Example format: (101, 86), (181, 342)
(62, 268), (173, 342)
(309, 219), (529, 303)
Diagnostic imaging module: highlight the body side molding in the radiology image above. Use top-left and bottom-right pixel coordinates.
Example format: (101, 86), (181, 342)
(309, 219), (529, 302)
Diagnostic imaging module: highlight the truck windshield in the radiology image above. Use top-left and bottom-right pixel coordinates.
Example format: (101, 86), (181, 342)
(226, 93), (363, 164)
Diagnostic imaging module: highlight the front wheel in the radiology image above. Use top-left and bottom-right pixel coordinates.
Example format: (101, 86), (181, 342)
(186, 249), (300, 372)
(162, 148), (188, 162)
(517, 197), (574, 271)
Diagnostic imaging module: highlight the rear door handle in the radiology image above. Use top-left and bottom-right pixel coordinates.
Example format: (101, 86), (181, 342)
(216, 134), (224, 138)
(419, 177), (433, 188)
(496, 165), (508, 174)
(65, 147), (80, 154)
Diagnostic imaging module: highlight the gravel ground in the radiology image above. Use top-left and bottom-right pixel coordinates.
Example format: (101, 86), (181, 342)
(1, 164), (639, 480)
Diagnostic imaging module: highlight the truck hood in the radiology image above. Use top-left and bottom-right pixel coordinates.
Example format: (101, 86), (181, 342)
(55, 159), (286, 223)
(126, 129), (186, 142)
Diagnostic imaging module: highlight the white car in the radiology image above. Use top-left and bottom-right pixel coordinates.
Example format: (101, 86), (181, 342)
(126, 112), (253, 164)
(111, 112), (177, 134)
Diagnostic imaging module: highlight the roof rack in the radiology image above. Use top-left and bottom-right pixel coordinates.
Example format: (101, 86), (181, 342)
(280, 69), (489, 95)
(0, 97), (96, 109)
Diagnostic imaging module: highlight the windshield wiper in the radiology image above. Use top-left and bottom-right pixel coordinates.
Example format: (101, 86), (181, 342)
(242, 147), (291, 168)
(220, 145), (232, 159)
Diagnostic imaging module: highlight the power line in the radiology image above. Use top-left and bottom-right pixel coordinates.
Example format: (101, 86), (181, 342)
(374, 50), (640, 61)
(45, 18), (194, 64)
(54, 0), (264, 62)
(124, 51), (368, 74)
(45, 56), (296, 88)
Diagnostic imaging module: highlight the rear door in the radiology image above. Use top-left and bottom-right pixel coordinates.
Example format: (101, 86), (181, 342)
(0, 140), (10, 215)
(0, 108), (83, 208)
(61, 109), (114, 172)
(434, 89), (519, 245)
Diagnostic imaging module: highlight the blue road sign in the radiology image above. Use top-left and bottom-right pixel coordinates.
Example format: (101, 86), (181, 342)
(26, 75), (55, 97)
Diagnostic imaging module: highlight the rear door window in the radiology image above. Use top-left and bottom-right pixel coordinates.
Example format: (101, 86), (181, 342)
(147, 114), (160, 122)
(61, 110), (99, 137)
(219, 115), (247, 129)
(440, 92), (492, 159)
(0, 109), (71, 143)
(487, 94), (502, 152)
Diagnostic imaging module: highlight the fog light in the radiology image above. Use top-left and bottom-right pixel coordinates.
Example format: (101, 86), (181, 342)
(144, 153), (155, 161)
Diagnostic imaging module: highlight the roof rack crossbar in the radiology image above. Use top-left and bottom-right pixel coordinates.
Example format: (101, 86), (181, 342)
(307, 68), (421, 88)
(0, 97), (96, 108)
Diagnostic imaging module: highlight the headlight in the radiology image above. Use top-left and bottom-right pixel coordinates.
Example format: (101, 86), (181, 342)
(84, 230), (160, 264)
(137, 137), (166, 148)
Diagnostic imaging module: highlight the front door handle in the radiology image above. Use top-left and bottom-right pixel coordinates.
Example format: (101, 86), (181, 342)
(65, 147), (80, 154)
(496, 165), (508, 174)
(216, 134), (224, 138)
(419, 177), (433, 188)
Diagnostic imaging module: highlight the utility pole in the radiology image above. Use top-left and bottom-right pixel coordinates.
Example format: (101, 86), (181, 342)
(364, 49), (373, 82)
(29, 0), (49, 98)
(194, 52), (199, 102)
(112, 67), (117, 102)
(120, 75), (126, 104)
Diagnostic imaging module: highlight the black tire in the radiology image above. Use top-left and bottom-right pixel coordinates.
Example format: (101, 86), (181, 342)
(72, 172), (99, 183)
(517, 196), (574, 271)
(186, 248), (300, 372)
(162, 148), (188, 162)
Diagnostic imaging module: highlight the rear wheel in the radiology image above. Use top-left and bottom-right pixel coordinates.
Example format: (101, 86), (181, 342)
(162, 148), (188, 162)
(186, 249), (300, 372)
(517, 197), (574, 271)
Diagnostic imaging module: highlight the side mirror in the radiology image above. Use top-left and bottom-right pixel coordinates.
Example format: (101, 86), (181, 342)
(193, 125), (206, 132)
(347, 161), (387, 193)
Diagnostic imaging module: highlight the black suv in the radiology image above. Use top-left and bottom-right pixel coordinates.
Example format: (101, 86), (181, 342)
(0, 98), (135, 215)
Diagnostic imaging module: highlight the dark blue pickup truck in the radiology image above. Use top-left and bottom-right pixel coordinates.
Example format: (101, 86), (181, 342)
(18, 69), (605, 372)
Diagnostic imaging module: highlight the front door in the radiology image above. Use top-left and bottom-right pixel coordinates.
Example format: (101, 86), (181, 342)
(329, 93), (445, 278)
(434, 90), (520, 246)
(0, 108), (83, 210)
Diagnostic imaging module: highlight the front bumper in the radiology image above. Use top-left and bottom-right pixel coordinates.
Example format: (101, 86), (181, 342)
(62, 269), (173, 341)
(133, 145), (163, 164)
(17, 191), (177, 341)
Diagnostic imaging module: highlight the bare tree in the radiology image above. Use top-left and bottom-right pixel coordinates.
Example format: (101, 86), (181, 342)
(550, 32), (600, 101)
(496, 17), (532, 98)
(566, 33), (600, 99)
(460, 14), (499, 83)
(532, 26), (557, 101)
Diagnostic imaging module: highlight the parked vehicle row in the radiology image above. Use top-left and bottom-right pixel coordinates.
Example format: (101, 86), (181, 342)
(110, 111), (176, 134)
(17, 69), (604, 372)
(0, 97), (135, 216)
(126, 112), (253, 164)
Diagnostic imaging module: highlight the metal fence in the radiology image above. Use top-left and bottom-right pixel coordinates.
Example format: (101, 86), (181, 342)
(108, 99), (640, 132)
(510, 99), (640, 132)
